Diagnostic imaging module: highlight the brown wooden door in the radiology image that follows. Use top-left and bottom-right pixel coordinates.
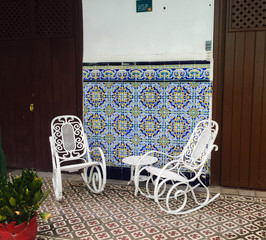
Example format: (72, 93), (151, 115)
(213, 0), (266, 190)
(0, 0), (83, 171)
(0, 41), (35, 169)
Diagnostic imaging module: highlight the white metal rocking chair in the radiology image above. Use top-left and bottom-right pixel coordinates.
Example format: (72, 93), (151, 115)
(49, 115), (106, 201)
(134, 119), (219, 214)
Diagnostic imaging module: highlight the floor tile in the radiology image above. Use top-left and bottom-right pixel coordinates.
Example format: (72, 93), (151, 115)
(7, 171), (266, 240)
(34, 177), (266, 239)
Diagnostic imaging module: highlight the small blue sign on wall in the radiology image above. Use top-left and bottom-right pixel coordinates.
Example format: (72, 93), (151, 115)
(136, 0), (152, 13)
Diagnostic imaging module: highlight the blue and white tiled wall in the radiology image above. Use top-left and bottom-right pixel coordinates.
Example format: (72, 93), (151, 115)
(83, 64), (212, 174)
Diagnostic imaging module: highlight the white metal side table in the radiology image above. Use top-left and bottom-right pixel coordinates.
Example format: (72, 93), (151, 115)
(122, 155), (158, 184)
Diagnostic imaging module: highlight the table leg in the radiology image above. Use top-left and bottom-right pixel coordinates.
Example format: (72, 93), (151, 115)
(127, 165), (135, 185)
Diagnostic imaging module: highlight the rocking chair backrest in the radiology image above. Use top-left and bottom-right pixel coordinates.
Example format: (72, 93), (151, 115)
(51, 115), (87, 161)
(181, 119), (218, 169)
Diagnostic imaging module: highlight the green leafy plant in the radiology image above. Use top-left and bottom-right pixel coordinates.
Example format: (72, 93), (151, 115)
(0, 169), (51, 225)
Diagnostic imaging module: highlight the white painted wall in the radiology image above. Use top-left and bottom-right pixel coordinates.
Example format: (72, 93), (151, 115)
(82, 0), (214, 63)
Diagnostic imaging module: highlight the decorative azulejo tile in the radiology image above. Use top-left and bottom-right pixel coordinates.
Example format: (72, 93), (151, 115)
(165, 114), (192, 141)
(84, 112), (108, 137)
(83, 64), (212, 176)
(111, 113), (135, 139)
(138, 113), (163, 140)
(84, 83), (107, 109)
(111, 83), (134, 109)
(138, 83), (163, 110)
(83, 64), (210, 81)
(195, 82), (212, 111)
(166, 83), (193, 110)
(136, 141), (163, 158)
(111, 141), (134, 166)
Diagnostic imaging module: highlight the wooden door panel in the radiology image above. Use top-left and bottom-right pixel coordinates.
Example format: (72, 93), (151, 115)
(230, 32), (244, 186)
(239, 32), (255, 187)
(51, 38), (78, 116)
(259, 76), (266, 187)
(251, 31), (266, 188)
(0, 41), (35, 169)
(31, 39), (53, 171)
(250, 31), (266, 188)
(220, 32), (235, 186)
(215, 0), (266, 189)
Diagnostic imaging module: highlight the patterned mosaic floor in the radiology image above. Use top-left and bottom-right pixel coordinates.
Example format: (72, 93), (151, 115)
(35, 177), (266, 240)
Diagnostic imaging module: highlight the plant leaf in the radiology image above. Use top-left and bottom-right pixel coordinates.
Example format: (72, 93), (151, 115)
(0, 206), (13, 216)
(0, 215), (7, 221)
(39, 190), (50, 204)
(9, 197), (16, 207)
(39, 212), (51, 220)
(32, 191), (41, 205)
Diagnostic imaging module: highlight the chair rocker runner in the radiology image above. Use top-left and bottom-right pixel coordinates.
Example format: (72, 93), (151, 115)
(134, 119), (219, 215)
(49, 115), (106, 201)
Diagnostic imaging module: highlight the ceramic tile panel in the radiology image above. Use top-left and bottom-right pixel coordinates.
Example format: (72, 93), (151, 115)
(83, 64), (210, 81)
(83, 64), (212, 173)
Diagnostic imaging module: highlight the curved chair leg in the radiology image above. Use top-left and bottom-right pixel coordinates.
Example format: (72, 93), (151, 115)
(87, 147), (106, 193)
(82, 164), (105, 193)
(155, 181), (188, 214)
(134, 167), (150, 197)
(134, 169), (157, 199)
(155, 179), (220, 215)
(190, 177), (221, 212)
(52, 168), (62, 201)
(134, 175), (140, 196)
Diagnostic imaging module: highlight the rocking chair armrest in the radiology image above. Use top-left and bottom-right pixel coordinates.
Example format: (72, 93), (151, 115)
(132, 151), (157, 175)
(213, 144), (219, 151)
(84, 134), (106, 166)
(52, 151), (61, 170)
(136, 150), (181, 168)
(157, 158), (182, 175)
(49, 136), (59, 169)
(49, 136), (55, 155)
(135, 151), (182, 177)
(153, 159), (183, 187)
(90, 147), (106, 167)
